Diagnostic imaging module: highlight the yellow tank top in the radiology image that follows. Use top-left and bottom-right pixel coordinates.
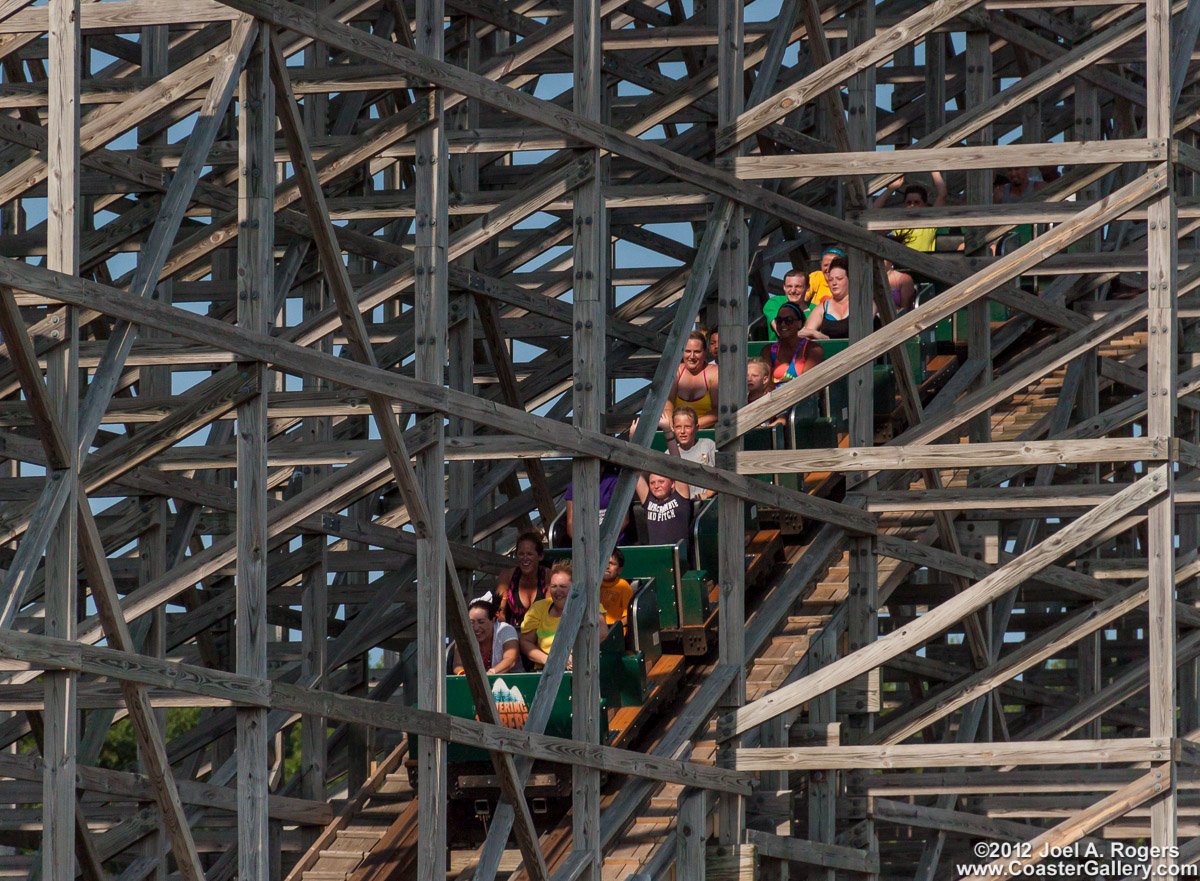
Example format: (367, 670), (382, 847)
(673, 364), (715, 419)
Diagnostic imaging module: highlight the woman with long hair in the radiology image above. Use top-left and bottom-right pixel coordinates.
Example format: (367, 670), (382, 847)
(494, 530), (548, 629)
(662, 331), (719, 429)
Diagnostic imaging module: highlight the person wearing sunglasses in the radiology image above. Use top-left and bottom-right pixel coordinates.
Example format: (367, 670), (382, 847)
(765, 301), (822, 383)
(764, 268), (820, 341)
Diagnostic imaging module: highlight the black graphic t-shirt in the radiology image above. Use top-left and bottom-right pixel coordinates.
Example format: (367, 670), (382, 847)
(644, 490), (693, 547)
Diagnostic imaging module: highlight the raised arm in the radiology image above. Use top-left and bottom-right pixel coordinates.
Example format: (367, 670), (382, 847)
(873, 176), (904, 209)
(635, 474), (650, 504)
(661, 371), (680, 430)
(931, 170), (949, 207)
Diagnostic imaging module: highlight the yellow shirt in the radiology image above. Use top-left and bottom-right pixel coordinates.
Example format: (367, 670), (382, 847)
(520, 598), (607, 668)
(896, 226), (937, 252)
(806, 272), (834, 305)
(600, 578), (633, 626)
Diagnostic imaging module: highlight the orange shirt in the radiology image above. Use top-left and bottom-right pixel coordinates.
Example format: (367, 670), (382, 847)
(600, 578), (633, 626)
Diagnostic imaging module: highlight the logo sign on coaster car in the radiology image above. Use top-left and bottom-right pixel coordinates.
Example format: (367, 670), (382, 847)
(488, 678), (529, 729)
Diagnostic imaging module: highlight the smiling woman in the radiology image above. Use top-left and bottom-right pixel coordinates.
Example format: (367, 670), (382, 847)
(452, 593), (521, 675)
(494, 530), (548, 630)
(663, 330), (720, 429)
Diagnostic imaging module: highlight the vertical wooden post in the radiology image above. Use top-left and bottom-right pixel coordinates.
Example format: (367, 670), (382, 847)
(300, 5), (331, 832)
(572, 0), (605, 876)
(806, 632), (837, 880)
(1074, 56), (1103, 741)
(677, 788), (707, 880)
(717, 0), (747, 852)
(414, 0), (448, 877)
(757, 713), (788, 881)
(138, 26), (170, 877)
(237, 26), (272, 881)
(847, 4), (879, 874)
(301, 544), (328, 843)
(43, 0), (79, 874)
(965, 30), (992, 469)
(1146, 0), (1178, 872)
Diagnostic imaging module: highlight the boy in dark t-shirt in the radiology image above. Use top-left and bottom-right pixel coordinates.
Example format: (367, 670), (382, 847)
(636, 473), (693, 547)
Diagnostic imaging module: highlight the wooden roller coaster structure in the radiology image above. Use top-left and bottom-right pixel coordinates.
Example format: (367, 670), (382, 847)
(0, 0), (1196, 878)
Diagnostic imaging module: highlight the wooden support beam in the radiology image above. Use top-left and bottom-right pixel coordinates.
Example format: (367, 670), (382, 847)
(725, 437), (1172, 473)
(716, 0), (748, 853)
(1147, 0), (1180, 865)
(746, 830), (879, 874)
(570, 0), (604, 876)
(731, 738), (1172, 771)
(727, 139), (1164, 178)
(41, 0), (79, 874)
(235, 27), (272, 881)
(0, 628), (754, 794)
(720, 467), (1169, 739)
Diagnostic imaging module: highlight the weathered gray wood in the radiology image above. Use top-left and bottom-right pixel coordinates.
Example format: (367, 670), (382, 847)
(732, 738), (1169, 771)
(717, 0), (987, 151)
(746, 830), (878, 874)
(678, 788), (707, 881)
(41, 0), (78, 875)
(236, 28), (272, 881)
(716, 0), (748, 855)
(268, 38), (548, 881)
(570, 0), (604, 878)
(722, 467), (1169, 738)
(728, 139), (1160, 177)
(962, 770), (1166, 880)
(1147, 0), (1179, 867)
(0, 5), (1194, 877)
(414, 0), (449, 875)
(725, 438), (1171, 473)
